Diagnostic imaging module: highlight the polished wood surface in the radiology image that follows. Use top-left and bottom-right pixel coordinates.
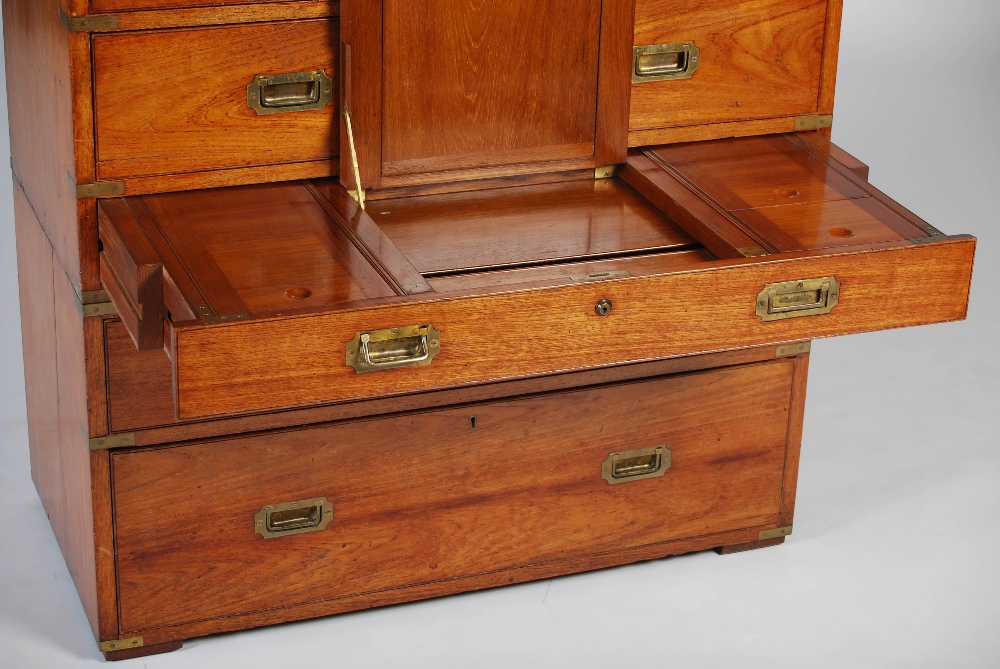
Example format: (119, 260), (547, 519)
(96, 2), (336, 28)
(630, 0), (830, 140)
(104, 315), (782, 436)
(380, 0), (601, 178)
(172, 236), (973, 419)
(93, 20), (339, 184)
(643, 134), (930, 252)
(3, 0), (82, 290)
(367, 179), (696, 274)
(114, 361), (793, 631)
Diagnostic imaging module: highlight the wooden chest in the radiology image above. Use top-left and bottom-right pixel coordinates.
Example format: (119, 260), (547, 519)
(3, 0), (975, 661)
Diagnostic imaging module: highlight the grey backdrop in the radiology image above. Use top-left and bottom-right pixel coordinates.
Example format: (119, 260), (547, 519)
(1, 2), (998, 667)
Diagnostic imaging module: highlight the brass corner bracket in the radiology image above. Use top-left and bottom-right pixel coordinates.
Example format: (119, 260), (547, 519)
(759, 526), (793, 541)
(90, 433), (136, 451)
(794, 114), (834, 132)
(59, 8), (119, 33)
(100, 637), (143, 653)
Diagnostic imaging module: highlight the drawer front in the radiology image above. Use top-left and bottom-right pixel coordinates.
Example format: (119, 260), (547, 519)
(93, 20), (338, 182)
(630, 0), (828, 136)
(113, 361), (794, 631)
(92, 0), (322, 9)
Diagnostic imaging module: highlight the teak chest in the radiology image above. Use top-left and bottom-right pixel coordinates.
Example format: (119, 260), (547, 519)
(3, 0), (975, 661)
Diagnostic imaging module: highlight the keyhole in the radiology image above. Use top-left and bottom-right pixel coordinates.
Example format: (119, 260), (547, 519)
(595, 299), (613, 317)
(470, 416), (478, 430)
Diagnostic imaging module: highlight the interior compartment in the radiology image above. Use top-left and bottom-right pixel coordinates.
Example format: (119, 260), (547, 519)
(96, 134), (974, 421)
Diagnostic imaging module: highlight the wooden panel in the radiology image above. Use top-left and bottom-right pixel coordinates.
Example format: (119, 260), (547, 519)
(105, 310), (779, 436)
(114, 362), (793, 631)
(3, 0), (82, 290)
(380, 0), (602, 178)
(98, 2), (337, 28)
(630, 0), (827, 133)
(13, 184), (104, 638)
(92, 0), (325, 14)
(365, 179), (697, 274)
(130, 183), (400, 316)
(171, 237), (974, 419)
(93, 20), (339, 182)
(645, 135), (929, 251)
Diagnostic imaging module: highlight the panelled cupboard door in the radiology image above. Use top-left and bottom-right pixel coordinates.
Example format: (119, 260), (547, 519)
(96, 134), (975, 421)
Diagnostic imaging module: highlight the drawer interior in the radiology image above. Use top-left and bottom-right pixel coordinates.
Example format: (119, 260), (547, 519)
(97, 133), (974, 421)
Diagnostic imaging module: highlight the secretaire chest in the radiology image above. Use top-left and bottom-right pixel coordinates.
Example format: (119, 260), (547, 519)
(3, 0), (975, 661)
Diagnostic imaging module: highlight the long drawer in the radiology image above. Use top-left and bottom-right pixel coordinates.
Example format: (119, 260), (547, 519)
(112, 359), (798, 634)
(96, 134), (975, 422)
(92, 19), (339, 192)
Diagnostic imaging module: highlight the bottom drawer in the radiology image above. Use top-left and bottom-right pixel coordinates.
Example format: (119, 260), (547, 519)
(113, 359), (799, 634)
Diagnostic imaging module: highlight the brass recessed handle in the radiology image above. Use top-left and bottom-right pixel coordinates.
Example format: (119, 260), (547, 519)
(602, 446), (672, 485)
(346, 324), (442, 373)
(632, 43), (700, 83)
(247, 70), (333, 115)
(756, 277), (841, 322)
(255, 498), (333, 539)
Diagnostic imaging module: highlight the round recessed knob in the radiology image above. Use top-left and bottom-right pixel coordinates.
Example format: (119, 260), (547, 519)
(595, 299), (613, 317)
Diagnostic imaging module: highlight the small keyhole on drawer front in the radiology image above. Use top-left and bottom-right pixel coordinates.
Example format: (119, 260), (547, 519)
(470, 416), (477, 429)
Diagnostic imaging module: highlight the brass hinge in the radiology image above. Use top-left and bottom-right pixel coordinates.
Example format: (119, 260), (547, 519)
(737, 246), (769, 258)
(90, 433), (136, 451)
(82, 290), (111, 305)
(909, 223), (946, 244)
(59, 8), (119, 33)
(343, 105), (367, 210)
(99, 637), (144, 653)
(76, 181), (126, 199)
(83, 301), (118, 318)
(595, 165), (620, 179)
(195, 304), (251, 325)
(794, 114), (834, 132)
(776, 342), (811, 358)
(759, 526), (793, 541)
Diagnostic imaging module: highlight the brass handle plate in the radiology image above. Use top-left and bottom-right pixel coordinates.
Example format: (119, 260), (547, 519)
(632, 43), (700, 83)
(255, 498), (333, 539)
(346, 324), (442, 373)
(602, 446), (672, 485)
(756, 277), (841, 322)
(247, 70), (333, 115)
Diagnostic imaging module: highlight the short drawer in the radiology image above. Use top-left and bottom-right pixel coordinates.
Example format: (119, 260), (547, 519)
(93, 20), (338, 189)
(630, 0), (832, 143)
(112, 360), (796, 632)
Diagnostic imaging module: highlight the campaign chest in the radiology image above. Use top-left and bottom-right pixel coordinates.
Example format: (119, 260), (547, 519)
(2, 0), (975, 661)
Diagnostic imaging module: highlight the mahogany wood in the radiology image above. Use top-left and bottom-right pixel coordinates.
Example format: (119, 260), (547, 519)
(630, 0), (831, 139)
(360, 179), (696, 274)
(100, 3), (336, 31)
(93, 20), (339, 186)
(171, 238), (973, 419)
(799, 132), (870, 180)
(113, 361), (794, 631)
(94, 0), (323, 9)
(85, 316), (108, 438)
(104, 641), (183, 663)
(3, 0), (82, 290)
(594, 0), (637, 166)
(717, 537), (787, 555)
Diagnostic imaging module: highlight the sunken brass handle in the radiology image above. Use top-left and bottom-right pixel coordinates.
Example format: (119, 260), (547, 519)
(601, 446), (672, 485)
(346, 324), (442, 373)
(247, 70), (333, 115)
(255, 498), (333, 539)
(632, 43), (700, 83)
(756, 277), (841, 322)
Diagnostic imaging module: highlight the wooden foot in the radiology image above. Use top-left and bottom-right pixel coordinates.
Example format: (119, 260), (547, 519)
(716, 537), (785, 555)
(104, 640), (183, 662)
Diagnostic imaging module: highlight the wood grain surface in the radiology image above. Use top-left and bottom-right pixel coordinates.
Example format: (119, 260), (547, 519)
(93, 20), (339, 182)
(3, 0), (82, 289)
(381, 0), (601, 178)
(171, 237), (974, 419)
(99, 2), (337, 31)
(91, 0), (327, 15)
(113, 361), (793, 631)
(366, 179), (696, 274)
(631, 0), (828, 132)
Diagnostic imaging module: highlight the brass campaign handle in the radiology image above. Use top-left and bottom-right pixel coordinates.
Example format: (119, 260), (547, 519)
(756, 277), (841, 322)
(346, 324), (442, 373)
(602, 446), (672, 485)
(632, 43), (700, 82)
(255, 498), (333, 539)
(247, 70), (334, 115)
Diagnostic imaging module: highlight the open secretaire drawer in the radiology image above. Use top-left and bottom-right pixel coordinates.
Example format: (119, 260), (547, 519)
(98, 133), (975, 421)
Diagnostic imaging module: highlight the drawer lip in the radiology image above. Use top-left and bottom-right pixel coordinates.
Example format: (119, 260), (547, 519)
(169, 235), (974, 420)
